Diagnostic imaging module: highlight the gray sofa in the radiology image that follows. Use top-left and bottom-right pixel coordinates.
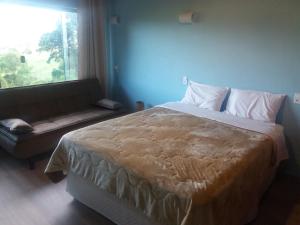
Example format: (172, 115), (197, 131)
(0, 79), (124, 168)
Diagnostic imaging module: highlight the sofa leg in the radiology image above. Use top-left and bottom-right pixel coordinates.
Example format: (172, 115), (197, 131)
(28, 159), (35, 170)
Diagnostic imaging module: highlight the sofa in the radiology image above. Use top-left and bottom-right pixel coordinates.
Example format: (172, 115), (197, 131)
(0, 79), (124, 168)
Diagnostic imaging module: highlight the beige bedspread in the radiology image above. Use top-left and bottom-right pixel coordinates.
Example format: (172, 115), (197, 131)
(45, 107), (276, 225)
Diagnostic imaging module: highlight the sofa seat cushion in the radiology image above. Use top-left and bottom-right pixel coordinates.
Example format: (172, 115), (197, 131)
(0, 108), (121, 143)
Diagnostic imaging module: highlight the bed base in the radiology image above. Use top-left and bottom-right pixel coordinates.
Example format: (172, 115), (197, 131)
(66, 172), (160, 225)
(66, 171), (274, 225)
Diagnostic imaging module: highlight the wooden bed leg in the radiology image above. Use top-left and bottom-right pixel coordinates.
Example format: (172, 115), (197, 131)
(28, 159), (35, 170)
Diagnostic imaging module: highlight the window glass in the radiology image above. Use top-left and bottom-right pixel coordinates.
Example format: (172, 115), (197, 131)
(0, 3), (78, 88)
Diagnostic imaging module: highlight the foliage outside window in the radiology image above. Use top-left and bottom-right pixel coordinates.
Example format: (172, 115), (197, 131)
(0, 4), (78, 89)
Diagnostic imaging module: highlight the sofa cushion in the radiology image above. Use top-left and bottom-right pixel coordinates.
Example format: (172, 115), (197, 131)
(33, 108), (117, 135)
(0, 108), (122, 143)
(0, 79), (102, 123)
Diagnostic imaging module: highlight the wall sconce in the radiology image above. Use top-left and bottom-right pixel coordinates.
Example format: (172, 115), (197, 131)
(111, 16), (120, 25)
(178, 11), (198, 24)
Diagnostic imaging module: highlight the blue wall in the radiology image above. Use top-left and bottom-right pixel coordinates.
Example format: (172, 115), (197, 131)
(109, 0), (300, 175)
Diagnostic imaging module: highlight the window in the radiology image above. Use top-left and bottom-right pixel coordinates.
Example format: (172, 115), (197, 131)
(0, 3), (78, 89)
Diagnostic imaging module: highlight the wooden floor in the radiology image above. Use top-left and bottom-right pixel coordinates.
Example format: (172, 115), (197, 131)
(1, 151), (300, 225)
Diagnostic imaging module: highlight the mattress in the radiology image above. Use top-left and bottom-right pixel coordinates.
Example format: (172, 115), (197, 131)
(45, 103), (288, 225)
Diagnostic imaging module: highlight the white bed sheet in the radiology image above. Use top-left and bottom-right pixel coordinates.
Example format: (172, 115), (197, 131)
(159, 102), (288, 165)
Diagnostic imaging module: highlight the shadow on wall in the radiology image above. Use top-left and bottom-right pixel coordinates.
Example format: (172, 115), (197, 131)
(115, 85), (132, 110)
(282, 99), (300, 176)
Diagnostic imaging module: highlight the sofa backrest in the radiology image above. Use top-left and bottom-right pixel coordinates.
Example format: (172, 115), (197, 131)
(0, 79), (102, 122)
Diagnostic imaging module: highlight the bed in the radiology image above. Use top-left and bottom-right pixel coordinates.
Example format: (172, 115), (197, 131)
(45, 102), (288, 225)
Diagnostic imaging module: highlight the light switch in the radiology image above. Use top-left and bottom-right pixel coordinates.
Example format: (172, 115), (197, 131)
(182, 76), (188, 86)
(294, 93), (300, 104)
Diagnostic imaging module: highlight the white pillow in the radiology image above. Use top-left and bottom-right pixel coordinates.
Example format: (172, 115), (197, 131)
(225, 89), (286, 123)
(181, 81), (229, 111)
